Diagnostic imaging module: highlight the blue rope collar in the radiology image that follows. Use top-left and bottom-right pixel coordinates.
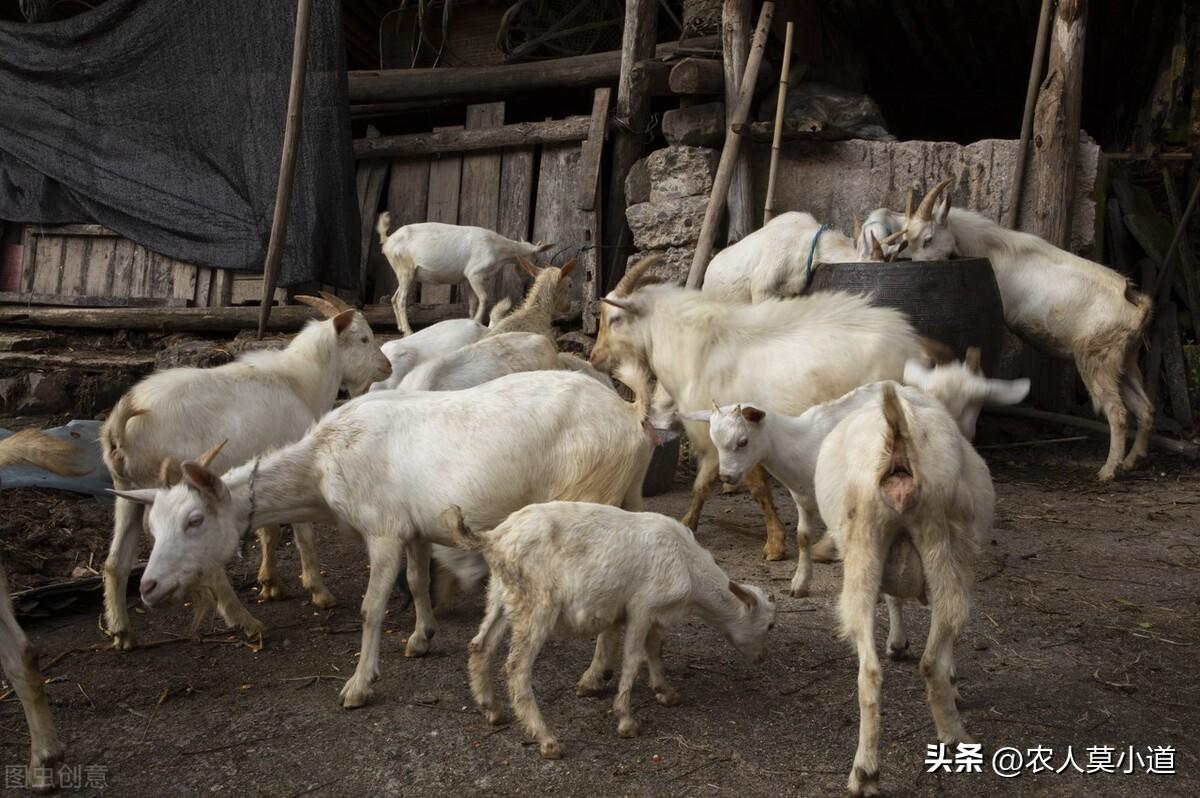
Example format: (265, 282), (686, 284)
(804, 224), (830, 289)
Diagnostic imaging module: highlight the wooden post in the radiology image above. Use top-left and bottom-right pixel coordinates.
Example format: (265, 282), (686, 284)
(1023, 0), (1087, 409)
(762, 21), (794, 225)
(722, 0), (755, 244)
(1006, 0), (1054, 229)
(603, 0), (657, 292)
(257, 0), (313, 339)
(687, 1), (774, 289)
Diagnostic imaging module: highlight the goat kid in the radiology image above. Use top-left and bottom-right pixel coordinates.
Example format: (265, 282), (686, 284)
(100, 294), (390, 649)
(900, 179), (1154, 480)
(486, 257), (576, 339)
(111, 371), (653, 709)
(377, 214), (552, 335)
(442, 501), (775, 759)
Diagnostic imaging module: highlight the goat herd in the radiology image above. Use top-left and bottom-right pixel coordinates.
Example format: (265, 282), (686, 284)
(0, 181), (1155, 795)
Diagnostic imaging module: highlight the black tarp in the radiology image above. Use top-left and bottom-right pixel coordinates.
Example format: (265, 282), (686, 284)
(0, 0), (359, 289)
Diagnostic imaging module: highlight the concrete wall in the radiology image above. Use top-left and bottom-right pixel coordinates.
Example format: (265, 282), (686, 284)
(748, 135), (1103, 254)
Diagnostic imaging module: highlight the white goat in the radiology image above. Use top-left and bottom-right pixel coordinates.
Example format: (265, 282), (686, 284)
(702, 211), (861, 302)
(486, 257), (576, 339)
(698, 383), (992, 795)
(100, 294), (391, 650)
(0, 430), (83, 792)
(441, 501), (775, 759)
(852, 206), (908, 262)
(377, 214), (552, 335)
(592, 256), (935, 596)
(111, 370), (653, 708)
(900, 179), (1155, 481)
(368, 300), (512, 392)
(399, 332), (561, 392)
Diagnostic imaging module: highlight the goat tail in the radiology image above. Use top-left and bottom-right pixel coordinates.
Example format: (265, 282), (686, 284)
(439, 504), (487, 552)
(488, 297), (513, 328)
(376, 212), (392, 248)
(0, 429), (87, 476)
(100, 395), (148, 480)
(878, 383), (920, 514)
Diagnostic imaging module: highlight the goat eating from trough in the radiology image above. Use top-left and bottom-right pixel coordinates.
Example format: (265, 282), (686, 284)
(111, 370), (653, 708)
(898, 179), (1154, 481)
(376, 214), (552, 336)
(485, 256), (576, 340)
(441, 501), (775, 759)
(591, 255), (943, 597)
(99, 293), (390, 650)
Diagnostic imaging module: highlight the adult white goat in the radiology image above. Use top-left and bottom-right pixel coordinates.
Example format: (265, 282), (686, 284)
(592, 256), (936, 596)
(899, 179), (1154, 481)
(111, 370), (653, 708)
(1, 430), (88, 792)
(100, 294), (391, 650)
(702, 211), (862, 302)
(377, 214), (552, 335)
(442, 501), (774, 759)
(697, 382), (993, 795)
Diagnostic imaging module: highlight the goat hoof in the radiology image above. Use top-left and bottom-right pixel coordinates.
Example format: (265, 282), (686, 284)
(405, 633), (432, 657)
(848, 766), (880, 797)
(310, 589), (338, 609)
(257, 583), (288, 602)
(654, 687), (681, 707)
(29, 746), (65, 793)
(485, 708), (508, 726)
(238, 617), (267, 640)
(539, 740), (563, 760)
(1097, 466), (1118, 482)
(617, 717), (641, 738)
(763, 544), (787, 562)
(110, 630), (136, 651)
(788, 579), (810, 599)
(887, 641), (910, 661)
(338, 680), (373, 709)
(575, 679), (607, 698)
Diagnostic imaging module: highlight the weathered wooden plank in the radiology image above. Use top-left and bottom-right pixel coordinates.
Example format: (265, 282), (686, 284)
(1160, 303), (1194, 427)
(723, 0), (755, 245)
(194, 267), (215, 307)
(0, 292), (189, 308)
(669, 57), (725, 94)
(459, 103), (510, 314)
(127, 243), (150, 297)
(30, 235), (64, 295)
(534, 143), (601, 330)
(210, 268), (234, 307)
(577, 88), (611, 211)
(497, 144), (537, 309)
(144, 252), (175, 298)
(109, 238), (137, 297)
(379, 158), (431, 304)
(171, 262), (197, 301)
(355, 126), (388, 305)
(28, 224), (117, 237)
(423, 126), (463, 305)
(354, 116), (591, 160)
(85, 238), (116, 296)
(0, 330), (66, 350)
(59, 236), (91, 296)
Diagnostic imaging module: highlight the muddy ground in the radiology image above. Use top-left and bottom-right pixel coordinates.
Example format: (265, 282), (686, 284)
(2, 429), (1198, 797)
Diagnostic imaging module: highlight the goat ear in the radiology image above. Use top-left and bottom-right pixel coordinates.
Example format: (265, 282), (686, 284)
(984, 377), (1030, 407)
(902, 358), (934, 389)
(934, 192), (951, 225)
(516, 256), (540, 279)
(109, 487), (160, 505)
(728, 580), (757, 609)
(535, 241), (555, 254)
(181, 461), (230, 502)
(559, 258), (577, 278)
(964, 347), (982, 374)
(157, 457), (181, 488)
(680, 410), (712, 423)
(601, 296), (639, 314)
(332, 309), (355, 334)
(869, 232), (885, 261)
(740, 405), (766, 424)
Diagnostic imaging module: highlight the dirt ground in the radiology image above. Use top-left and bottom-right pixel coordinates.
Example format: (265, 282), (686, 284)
(2, 428), (1198, 797)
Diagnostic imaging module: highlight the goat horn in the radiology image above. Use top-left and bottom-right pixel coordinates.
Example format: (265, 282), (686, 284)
(852, 214), (862, 240)
(712, 399), (721, 413)
(914, 178), (954, 222)
(870, 232), (885, 261)
(614, 254), (664, 297)
(157, 457), (181, 488)
(195, 440), (228, 469)
(881, 229), (905, 245)
(294, 294), (339, 319)
(516, 255), (540, 279)
(964, 347), (982, 374)
(905, 188), (915, 221)
(319, 290), (354, 313)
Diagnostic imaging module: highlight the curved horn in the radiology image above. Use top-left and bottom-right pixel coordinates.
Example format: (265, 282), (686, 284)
(869, 232), (885, 261)
(852, 213), (862, 240)
(516, 255), (541, 279)
(614, 254), (664, 297)
(914, 178), (954, 222)
(195, 439), (228, 469)
(905, 188), (915, 221)
(319, 290), (354, 313)
(964, 347), (982, 374)
(881, 229), (906, 245)
(295, 294), (338, 319)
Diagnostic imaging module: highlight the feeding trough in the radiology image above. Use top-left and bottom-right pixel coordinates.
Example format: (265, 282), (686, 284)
(809, 257), (1006, 374)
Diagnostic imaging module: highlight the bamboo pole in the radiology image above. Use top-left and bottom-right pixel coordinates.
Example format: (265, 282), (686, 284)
(687, 1), (775, 289)
(257, 0), (314, 339)
(762, 20), (795, 225)
(1005, 0), (1053, 230)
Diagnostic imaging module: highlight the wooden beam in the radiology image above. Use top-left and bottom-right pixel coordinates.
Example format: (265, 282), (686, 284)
(668, 57), (725, 95)
(1007, 0), (1054, 229)
(988, 405), (1199, 457)
(354, 116), (592, 159)
(603, 0), (658, 292)
(346, 36), (718, 104)
(688, 1), (774, 289)
(0, 292), (189, 308)
(722, 0), (755, 244)
(355, 126), (387, 305)
(577, 88), (612, 211)
(763, 21), (795, 225)
(258, 0), (313, 338)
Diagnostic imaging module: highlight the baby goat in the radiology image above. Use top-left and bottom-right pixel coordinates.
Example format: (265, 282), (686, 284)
(442, 501), (775, 759)
(695, 383), (998, 796)
(377, 214), (551, 336)
(486, 257), (576, 340)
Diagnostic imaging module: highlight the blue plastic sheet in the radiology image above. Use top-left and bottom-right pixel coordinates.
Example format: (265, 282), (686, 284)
(0, 420), (113, 499)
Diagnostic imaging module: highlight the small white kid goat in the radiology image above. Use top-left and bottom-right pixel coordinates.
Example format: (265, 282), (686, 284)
(377, 214), (552, 335)
(486, 257), (576, 339)
(1, 430), (87, 792)
(398, 331), (561, 392)
(697, 382), (996, 796)
(111, 370), (653, 709)
(368, 300), (512, 392)
(100, 293), (390, 649)
(899, 179), (1154, 481)
(441, 501), (775, 759)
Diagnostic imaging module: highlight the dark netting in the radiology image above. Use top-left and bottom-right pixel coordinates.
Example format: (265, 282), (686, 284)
(0, 0), (359, 289)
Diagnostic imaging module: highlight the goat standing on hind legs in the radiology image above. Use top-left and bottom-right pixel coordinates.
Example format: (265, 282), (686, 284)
(900, 178), (1154, 481)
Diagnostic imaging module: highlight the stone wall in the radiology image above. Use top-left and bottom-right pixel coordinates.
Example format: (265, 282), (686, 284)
(624, 145), (718, 283)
